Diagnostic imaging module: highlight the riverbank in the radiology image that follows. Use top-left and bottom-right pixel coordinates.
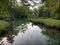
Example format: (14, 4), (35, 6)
(0, 19), (28, 31)
(29, 18), (60, 29)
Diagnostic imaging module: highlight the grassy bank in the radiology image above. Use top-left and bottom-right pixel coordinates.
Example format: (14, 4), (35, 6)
(0, 20), (9, 30)
(29, 18), (60, 29)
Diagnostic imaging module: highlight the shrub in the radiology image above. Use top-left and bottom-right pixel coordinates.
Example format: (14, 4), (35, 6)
(0, 20), (9, 30)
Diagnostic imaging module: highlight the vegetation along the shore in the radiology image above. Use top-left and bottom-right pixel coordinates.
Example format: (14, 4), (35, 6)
(0, 0), (60, 30)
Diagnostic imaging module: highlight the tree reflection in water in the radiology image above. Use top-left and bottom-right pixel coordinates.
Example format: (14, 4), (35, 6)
(42, 28), (60, 45)
(0, 21), (28, 45)
(0, 22), (60, 45)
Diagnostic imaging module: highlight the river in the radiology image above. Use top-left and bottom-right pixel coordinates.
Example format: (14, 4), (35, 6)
(0, 19), (60, 45)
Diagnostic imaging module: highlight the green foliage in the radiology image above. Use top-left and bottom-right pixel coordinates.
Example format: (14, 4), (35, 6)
(0, 0), (59, 30)
(39, 0), (60, 19)
(0, 0), (9, 20)
(54, 2), (60, 19)
(10, 6), (33, 19)
(0, 20), (9, 30)
(0, 0), (33, 20)
(29, 18), (60, 28)
(0, 0), (17, 20)
(38, 6), (50, 18)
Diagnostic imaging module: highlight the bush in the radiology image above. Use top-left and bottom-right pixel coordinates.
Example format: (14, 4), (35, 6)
(11, 6), (33, 19)
(0, 20), (9, 30)
(38, 6), (50, 18)
(54, 14), (60, 19)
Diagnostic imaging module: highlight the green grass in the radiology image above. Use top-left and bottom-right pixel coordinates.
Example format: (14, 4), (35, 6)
(0, 20), (9, 30)
(29, 18), (60, 28)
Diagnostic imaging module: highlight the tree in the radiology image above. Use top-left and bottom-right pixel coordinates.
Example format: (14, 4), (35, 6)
(40, 0), (60, 19)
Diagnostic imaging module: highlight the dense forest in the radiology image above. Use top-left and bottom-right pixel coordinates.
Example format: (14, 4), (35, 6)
(0, 0), (60, 30)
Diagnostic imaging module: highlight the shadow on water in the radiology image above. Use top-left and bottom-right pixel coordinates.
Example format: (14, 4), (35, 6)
(0, 19), (60, 45)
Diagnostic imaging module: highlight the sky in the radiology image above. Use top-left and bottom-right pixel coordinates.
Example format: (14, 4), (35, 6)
(16, 0), (43, 10)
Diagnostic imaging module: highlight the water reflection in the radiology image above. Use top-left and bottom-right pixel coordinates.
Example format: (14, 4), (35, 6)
(0, 20), (60, 45)
(0, 26), (19, 45)
(0, 19), (28, 45)
(42, 28), (60, 44)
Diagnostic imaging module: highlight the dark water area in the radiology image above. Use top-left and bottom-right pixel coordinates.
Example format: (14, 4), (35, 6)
(0, 19), (60, 45)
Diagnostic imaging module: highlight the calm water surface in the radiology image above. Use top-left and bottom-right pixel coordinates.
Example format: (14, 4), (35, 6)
(0, 20), (60, 45)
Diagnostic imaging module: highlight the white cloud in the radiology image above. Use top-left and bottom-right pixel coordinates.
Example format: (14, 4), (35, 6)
(17, 0), (20, 2)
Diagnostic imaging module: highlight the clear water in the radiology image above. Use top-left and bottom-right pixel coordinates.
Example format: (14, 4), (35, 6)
(0, 20), (60, 45)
